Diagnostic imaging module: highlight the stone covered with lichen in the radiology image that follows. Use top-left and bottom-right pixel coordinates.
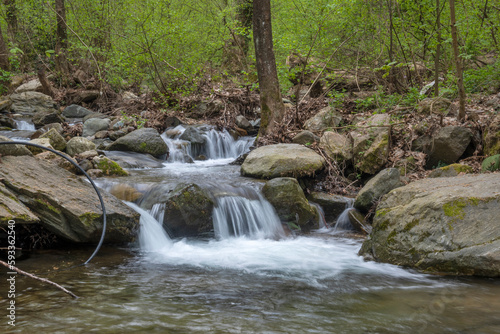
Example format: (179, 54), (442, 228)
(359, 174), (500, 277)
(483, 114), (500, 156)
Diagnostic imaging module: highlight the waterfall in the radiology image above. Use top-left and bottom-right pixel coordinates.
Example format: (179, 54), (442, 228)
(124, 202), (172, 251)
(161, 125), (254, 162)
(334, 198), (355, 231)
(310, 202), (328, 229)
(15, 119), (35, 131)
(213, 190), (285, 240)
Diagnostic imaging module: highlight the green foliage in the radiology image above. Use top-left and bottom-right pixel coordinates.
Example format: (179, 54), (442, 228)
(0, 69), (12, 95)
(464, 61), (500, 94)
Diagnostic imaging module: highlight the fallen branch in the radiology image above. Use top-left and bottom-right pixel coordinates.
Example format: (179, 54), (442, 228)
(0, 260), (78, 299)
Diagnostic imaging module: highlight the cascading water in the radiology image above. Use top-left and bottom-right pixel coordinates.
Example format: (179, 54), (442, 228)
(213, 192), (285, 240)
(161, 125), (254, 162)
(124, 201), (172, 251)
(334, 198), (355, 231)
(15, 119), (36, 131)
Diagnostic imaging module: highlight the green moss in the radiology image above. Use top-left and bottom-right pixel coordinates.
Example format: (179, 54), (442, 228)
(403, 219), (419, 232)
(80, 212), (101, 226)
(375, 208), (392, 218)
(95, 157), (128, 176)
(377, 219), (391, 230)
(443, 199), (467, 219)
(139, 142), (147, 150)
(35, 198), (61, 214)
(387, 229), (397, 245)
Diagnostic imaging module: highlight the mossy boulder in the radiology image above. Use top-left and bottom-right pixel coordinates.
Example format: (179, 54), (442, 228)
(241, 144), (325, 179)
(39, 128), (67, 151)
(428, 163), (473, 178)
(162, 183), (215, 237)
(93, 156), (129, 176)
(107, 128), (168, 158)
(0, 182), (39, 225)
(27, 138), (54, 154)
(481, 154), (500, 172)
(32, 110), (64, 128)
(262, 177), (318, 230)
(360, 174), (500, 277)
(0, 155), (139, 243)
(425, 126), (471, 169)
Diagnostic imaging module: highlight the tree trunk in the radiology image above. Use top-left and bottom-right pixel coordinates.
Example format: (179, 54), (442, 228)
(449, 0), (466, 121)
(434, 0), (441, 97)
(55, 0), (70, 82)
(253, 0), (285, 137)
(0, 24), (10, 71)
(3, 0), (18, 40)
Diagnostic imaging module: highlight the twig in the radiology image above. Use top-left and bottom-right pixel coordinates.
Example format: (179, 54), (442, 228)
(0, 260), (78, 299)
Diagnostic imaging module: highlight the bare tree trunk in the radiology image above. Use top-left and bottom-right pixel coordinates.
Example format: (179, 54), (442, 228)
(253, 0), (285, 137)
(434, 0), (441, 97)
(55, 0), (70, 83)
(37, 61), (54, 97)
(449, 0), (466, 121)
(0, 24), (10, 71)
(3, 0), (18, 41)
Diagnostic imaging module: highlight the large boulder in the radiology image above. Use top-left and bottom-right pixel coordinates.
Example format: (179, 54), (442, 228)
(63, 104), (93, 118)
(0, 155), (140, 243)
(162, 183), (215, 237)
(359, 174), (500, 277)
(303, 106), (342, 132)
(320, 131), (352, 162)
(10, 92), (57, 115)
(82, 117), (110, 137)
(0, 135), (33, 156)
(107, 128), (168, 158)
(483, 114), (500, 156)
(241, 143), (325, 179)
(66, 137), (96, 156)
(354, 168), (403, 213)
(426, 126), (471, 169)
(262, 177), (318, 229)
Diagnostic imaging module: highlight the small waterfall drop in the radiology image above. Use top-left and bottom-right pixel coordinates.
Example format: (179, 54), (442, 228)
(334, 198), (355, 231)
(213, 188), (285, 240)
(15, 119), (36, 131)
(162, 125), (254, 162)
(124, 202), (172, 251)
(310, 202), (328, 229)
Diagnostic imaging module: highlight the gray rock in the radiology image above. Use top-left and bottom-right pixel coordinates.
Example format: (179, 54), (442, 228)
(304, 106), (342, 132)
(307, 191), (351, 222)
(354, 168), (403, 213)
(104, 151), (165, 169)
(0, 96), (12, 112)
(179, 126), (206, 145)
(0, 115), (16, 128)
(82, 118), (110, 137)
(320, 131), (352, 162)
(292, 130), (320, 145)
(27, 138), (54, 154)
(359, 174), (500, 277)
(162, 183), (215, 237)
(109, 129), (127, 141)
(32, 110), (64, 128)
(41, 123), (64, 134)
(428, 164), (473, 178)
(39, 128), (66, 151)
(14, 79), (42, 93)
(63, 104), (93, 118)
(426, 126), (471, 169)
(483, 114), (500, 156)
(66, 137), (97, 156)
(262, 177), (318, 230)
(418, 97), (451, 114)
(107, 128), (168, 158)
(0, 155), (139, 243)
(0, 135), (33, 156)
(235, 115), (253, 131)
(241, 143), (325, 179)
(83, 112), (107, 122)
(10, 92), (57, 115)
(348, 209), (372, 234)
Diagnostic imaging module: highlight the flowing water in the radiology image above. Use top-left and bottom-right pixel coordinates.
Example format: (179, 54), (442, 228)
(1, 127), (500, 333)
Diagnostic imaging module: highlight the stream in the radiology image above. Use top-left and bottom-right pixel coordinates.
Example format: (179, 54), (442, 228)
(1, 123), (500, 333)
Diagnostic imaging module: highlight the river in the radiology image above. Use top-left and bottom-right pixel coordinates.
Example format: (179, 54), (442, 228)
(1, 124), (500, 333)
